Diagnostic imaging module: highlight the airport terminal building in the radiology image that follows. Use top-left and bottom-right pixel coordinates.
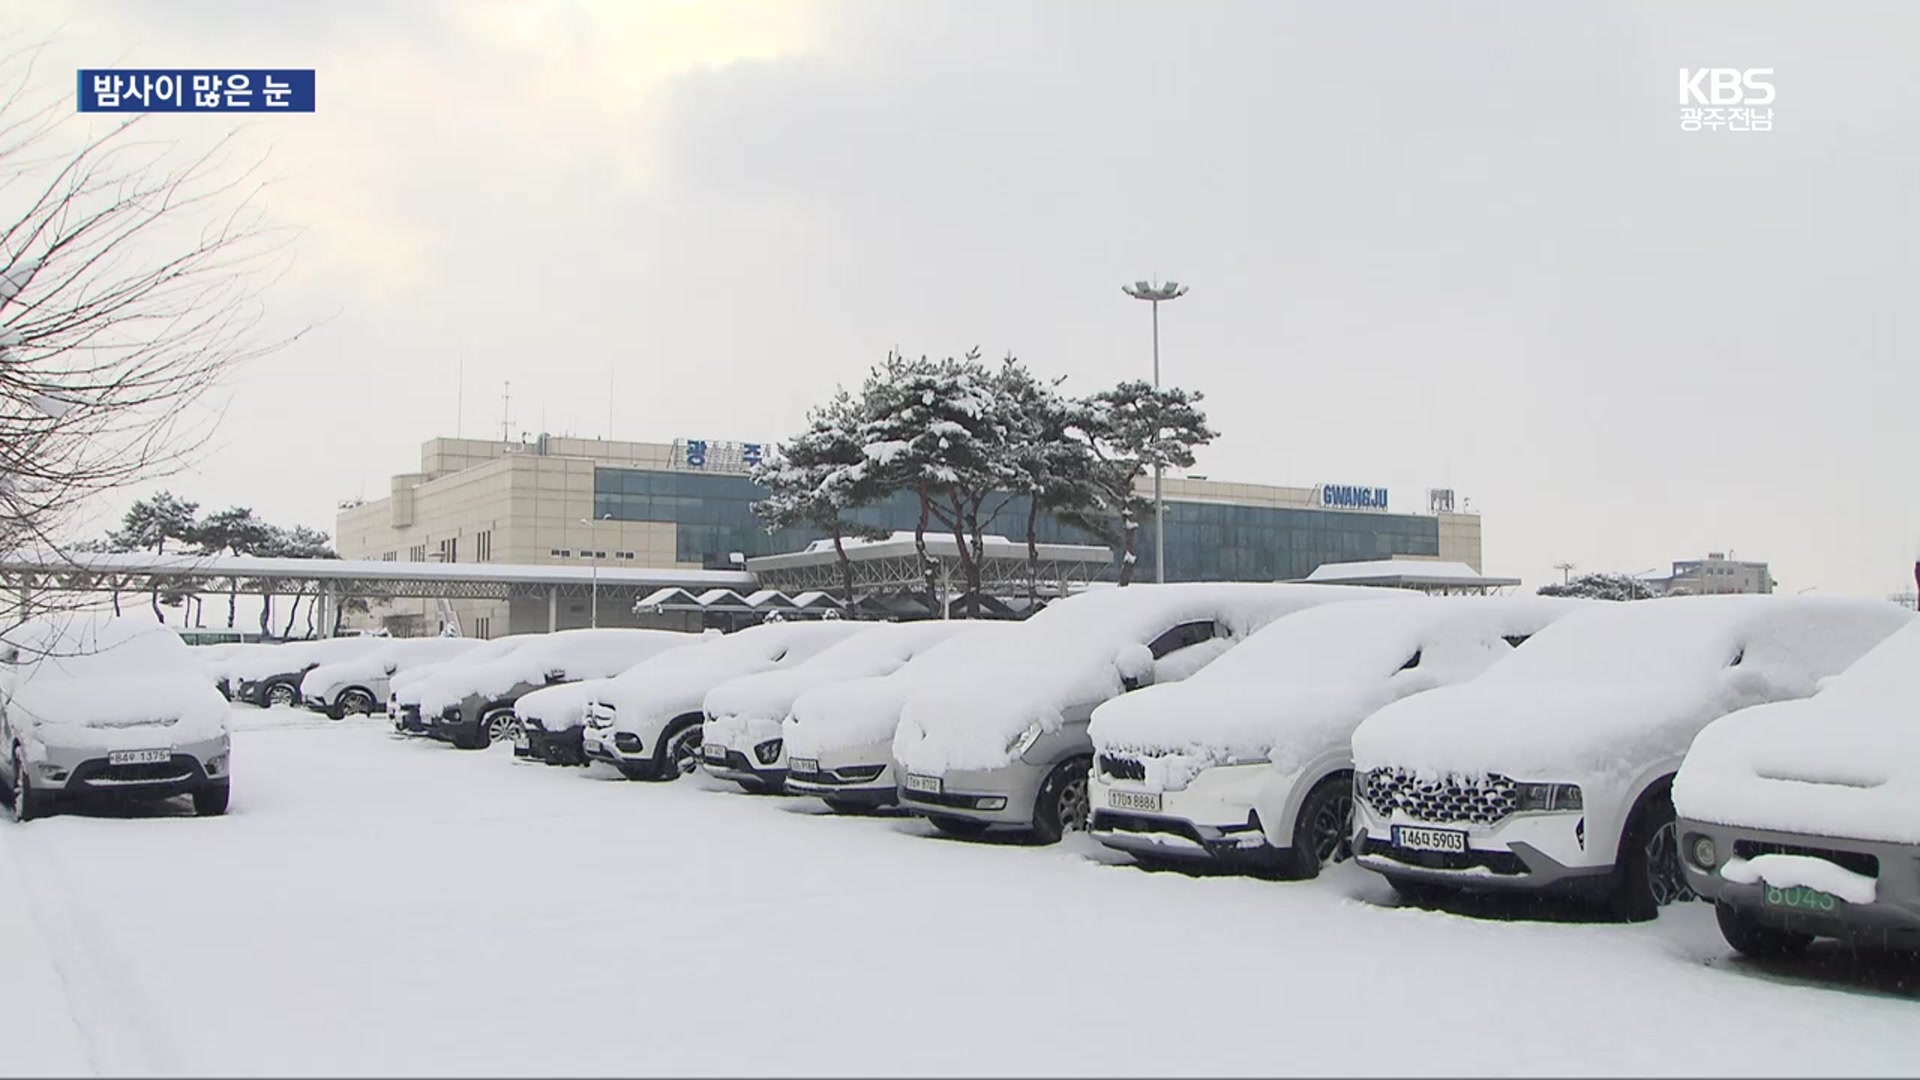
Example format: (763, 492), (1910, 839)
(336, 436), (1486, 636)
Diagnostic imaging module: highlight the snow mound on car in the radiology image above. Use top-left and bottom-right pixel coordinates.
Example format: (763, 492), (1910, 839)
(514, 677), (614, 733)
(3, 613), (229, 744)
(299, 636), (483, 698)
(595, 621), (870, 736)
(413, 628), (705, 715)
(892, 583), (1397, 774)
(1675, 619), (1920, 845)
(783, 623), (1027, 758)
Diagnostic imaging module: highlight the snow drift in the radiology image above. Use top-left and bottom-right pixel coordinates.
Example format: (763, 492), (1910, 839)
(1674, 618), (1920, 845)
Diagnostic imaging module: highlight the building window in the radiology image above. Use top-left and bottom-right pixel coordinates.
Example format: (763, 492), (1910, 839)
(475, 529), (492, 562)
(382, 551), (397, 562)
(617, 551), (636, 560)
(549, 548), (572, 558)
(474, 616), (491, 640)
(409, 544), (426, 562)
(439, 537), (458, 564)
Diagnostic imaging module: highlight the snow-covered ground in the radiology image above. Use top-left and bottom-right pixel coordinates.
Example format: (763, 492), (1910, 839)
(1, 707), (1915, 1077)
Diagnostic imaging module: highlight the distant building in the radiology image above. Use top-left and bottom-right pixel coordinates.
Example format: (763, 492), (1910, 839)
(1644, 552), (1774, 596)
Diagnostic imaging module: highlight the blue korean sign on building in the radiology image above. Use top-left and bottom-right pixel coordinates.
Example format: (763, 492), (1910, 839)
(77, 70), (316, 112)
(1318, 484), (1389, 510)
(675, 438), (765, 473)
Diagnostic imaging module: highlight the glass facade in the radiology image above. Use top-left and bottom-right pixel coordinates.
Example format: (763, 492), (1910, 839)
(593, 468), (1441, 580)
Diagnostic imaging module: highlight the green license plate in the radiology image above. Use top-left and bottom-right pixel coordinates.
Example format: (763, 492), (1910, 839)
(1761, 884), (1842, 912)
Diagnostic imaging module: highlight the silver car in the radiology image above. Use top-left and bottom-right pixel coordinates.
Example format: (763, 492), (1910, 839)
(891, 583), (1390, 843)
(1, 616), (234, 821)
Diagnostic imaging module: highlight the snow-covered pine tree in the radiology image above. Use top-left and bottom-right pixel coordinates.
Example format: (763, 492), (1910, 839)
(751, 388), (886, 604)
(1067, 380), (1216, 586)
(1536, 571), (1658, 601)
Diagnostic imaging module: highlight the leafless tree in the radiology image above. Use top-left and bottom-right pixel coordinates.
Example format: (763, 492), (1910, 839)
(0, 41), (304, 625)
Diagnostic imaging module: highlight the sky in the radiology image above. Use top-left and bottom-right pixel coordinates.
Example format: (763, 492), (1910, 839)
(6, 0), (1919, 597)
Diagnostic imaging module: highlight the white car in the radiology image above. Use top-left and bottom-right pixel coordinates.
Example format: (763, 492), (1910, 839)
(581, 620), (870, 781)
(388, 635), (544, 734)
(1675, 618), (1920, 956)
(782, 622), (1027, 811)
(416, 628), (706, 749)
(1088, 596), (1584, 877)
(1350, 595), (1914, 920)
(892, 583), (1399, 843)
(701, 620), (983, 795)
(212, 636), (391, 708)
(513, 676), (620, 763)
(299, 636), (484, 719)
(1, 615), (233, 820)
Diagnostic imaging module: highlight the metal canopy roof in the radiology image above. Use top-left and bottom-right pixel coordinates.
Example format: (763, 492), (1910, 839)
(1294, 558), (1521, 594)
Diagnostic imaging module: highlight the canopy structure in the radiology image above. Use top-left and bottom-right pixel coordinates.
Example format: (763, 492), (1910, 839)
(1294, 558), (1521, 595)
(745, 531), (1112, 610)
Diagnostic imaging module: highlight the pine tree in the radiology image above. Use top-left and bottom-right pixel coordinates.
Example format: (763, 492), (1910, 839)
(751, 388), (887, 604)
(1537, 572), (1658, 601)
(1067, 381), (1216, 586)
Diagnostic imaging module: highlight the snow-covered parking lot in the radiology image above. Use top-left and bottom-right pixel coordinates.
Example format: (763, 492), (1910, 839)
(3, 709), (1917, 1077)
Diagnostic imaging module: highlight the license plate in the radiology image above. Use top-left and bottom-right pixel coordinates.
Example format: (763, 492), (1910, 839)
(790, 757), (819, 774)
(703, 744), (727, 761)
(108, 749), (170, 766)
(904, 773), (942, 794)
(1393, 825), (1468, 854)
(513, 731), (530, 750)
(1109, 789), (1162, 812)
(1763, 884), (1843, 912)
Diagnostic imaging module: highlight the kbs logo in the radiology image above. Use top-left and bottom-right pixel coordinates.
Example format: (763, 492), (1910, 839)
(1677, 68), (1774, 132)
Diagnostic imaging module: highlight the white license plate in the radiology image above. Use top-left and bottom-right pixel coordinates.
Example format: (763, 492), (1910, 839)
(904, 773), (942, 794)
(1108, 789), (1162, 813)
(1393, 825), (1468, 854)
(513, 731), (530, 750)
(790, 757), (819, 774)
(703, 744), (727, 761)
(108, 749), (170, 766)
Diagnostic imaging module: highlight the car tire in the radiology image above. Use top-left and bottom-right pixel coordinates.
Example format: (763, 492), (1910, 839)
(1607, 785), (1693, 923)
(927, 814), (990, 838)
(1384, 874), (1449, 907)
(263, 680), (299, 709)
(193, 781), (231, 817)
(10, 751), (48, 823)
(1029, 756), (1093, 846)
(646, 722), (703, 782)
(333, 689), (376, 720)
(1714, 901), (1814, 958)
(1288, 773), (1356, 880)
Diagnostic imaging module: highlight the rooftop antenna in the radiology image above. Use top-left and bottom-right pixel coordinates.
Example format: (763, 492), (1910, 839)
(500, 380), (513, 445)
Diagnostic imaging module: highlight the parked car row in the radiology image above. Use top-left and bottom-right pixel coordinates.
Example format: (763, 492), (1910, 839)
(212, 583), (1920, 960)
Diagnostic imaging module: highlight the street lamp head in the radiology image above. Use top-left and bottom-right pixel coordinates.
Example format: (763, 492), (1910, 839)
(1122, 279), (1189, 302)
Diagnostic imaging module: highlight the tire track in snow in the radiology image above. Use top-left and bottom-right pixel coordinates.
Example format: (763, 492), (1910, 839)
(0, 824), (163, 1075)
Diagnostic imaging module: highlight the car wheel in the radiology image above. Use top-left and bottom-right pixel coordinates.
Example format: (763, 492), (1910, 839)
(927, 814), (990, 838)
(335, 689), (376, 719)
(1714, 901), (1814, 958)
(1289, 774), (1356, 879)
(193, 781), (231, 817)
(481, 710), (516, 748)
(10, 751), (47, 823)
(647, 723), (702, 782)
(1608, 787), (1694, 922)
(264, 681), (299, 709)
(1030, 756), (1093, 845)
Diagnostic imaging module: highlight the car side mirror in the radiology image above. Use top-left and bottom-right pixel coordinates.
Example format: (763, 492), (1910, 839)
(545, 669), (567, 685)
(1115, 643), (1155, 692)
(383, 662), (399, 675)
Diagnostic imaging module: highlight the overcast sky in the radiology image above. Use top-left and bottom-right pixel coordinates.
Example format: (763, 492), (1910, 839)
(10, 1), (1919, 596)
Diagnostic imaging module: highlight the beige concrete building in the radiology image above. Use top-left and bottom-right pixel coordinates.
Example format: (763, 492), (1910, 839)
(337, 436), (1487, 636)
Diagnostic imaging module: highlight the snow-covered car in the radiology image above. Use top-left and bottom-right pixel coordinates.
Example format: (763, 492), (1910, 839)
(580, 620), (870, 781)
(783, 622), (1027, 811)
(891, 583), (1394, 844)
(388, 635), (543, 735)
(1088, 596), (1584, 876)
(513, 676), (622, 763)
(1350, 595), (1913, 920)
(417, 628), (706, 749)
(299, 636), (483, 719)
(700, 620), (983, 794)
(0, 615), (233, 820)
(213, 636), (391, 708)
(1674, 618), (1920, 956)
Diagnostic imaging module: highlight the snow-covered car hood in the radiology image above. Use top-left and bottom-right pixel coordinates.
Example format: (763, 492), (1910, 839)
(594, 621), (870, 734)
(1096, 679), (1398, 786)
(299, 637), (482, 698)
(3, 615), (230, 747)
(414, 628), (705, 715)
(891, 582), (1393, 774)
(781, 622), (1028, 758)
(209, 636), (389, 684)
(1351, 596), (1913, 787)
(1675, 620), (1920, 845)
(514, 678), (613, 733)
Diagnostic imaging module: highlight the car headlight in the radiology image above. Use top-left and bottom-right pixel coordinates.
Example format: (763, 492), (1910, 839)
(1006, 722), (1044, 758)
(753, 739), (784, 766)
(205, 753), (229, 777)
(1514, 782), (1583, 813)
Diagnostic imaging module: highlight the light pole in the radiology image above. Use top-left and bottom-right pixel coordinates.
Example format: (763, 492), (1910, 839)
(580, 513), (612, 628)
(1121, 278), (1188, 584)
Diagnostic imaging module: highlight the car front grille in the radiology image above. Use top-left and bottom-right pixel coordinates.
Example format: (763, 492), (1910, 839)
(1098, 754), (1146, 782)
(1360, 768), (1519, 826)
(69, 755), (203, 788)
(789, 764), (887, 787)
(1732, 839), (1880, 879)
